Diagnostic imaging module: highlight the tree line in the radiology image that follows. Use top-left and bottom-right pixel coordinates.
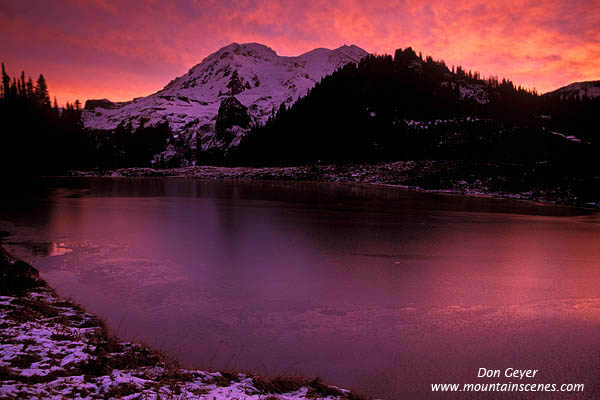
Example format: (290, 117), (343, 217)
(1, 63), (88, 175)
(0, 64), (170, 176)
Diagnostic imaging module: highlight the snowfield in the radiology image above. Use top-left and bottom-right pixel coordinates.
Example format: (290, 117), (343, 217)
(0, 248), (362, 400)
(440, 81), (489, 104)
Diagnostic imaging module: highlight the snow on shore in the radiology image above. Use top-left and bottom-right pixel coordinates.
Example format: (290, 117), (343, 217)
(549, 131), (583, 143)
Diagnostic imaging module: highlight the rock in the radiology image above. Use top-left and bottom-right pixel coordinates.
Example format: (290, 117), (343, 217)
(215, 96), (251, 143)
(226, 70), (251, 95)
(84, 98), (120, 110)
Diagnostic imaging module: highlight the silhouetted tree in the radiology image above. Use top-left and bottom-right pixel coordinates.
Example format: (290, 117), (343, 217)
(1, 63), (8, 98)
(35, 74), (51, 108)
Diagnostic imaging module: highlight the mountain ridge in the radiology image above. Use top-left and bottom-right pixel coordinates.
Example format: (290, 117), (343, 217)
(543, 80), (600, 99)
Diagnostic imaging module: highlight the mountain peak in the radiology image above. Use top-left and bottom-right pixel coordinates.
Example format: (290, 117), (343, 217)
(299, 44), (367, 58)
(212, 42), (367, 61)
(218, 42), (278, 55)
(199, 42), (278, 66)
(82, 42), (368, 165)
(336, 44), (364, 52)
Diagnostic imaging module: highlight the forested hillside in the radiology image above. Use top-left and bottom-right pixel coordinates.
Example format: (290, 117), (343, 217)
(233, 48), (598, 164)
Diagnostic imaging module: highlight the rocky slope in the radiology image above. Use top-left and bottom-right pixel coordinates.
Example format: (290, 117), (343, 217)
(83, 43), (367, 165)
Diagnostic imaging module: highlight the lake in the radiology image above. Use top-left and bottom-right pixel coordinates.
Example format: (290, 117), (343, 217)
(2, 178), (600, 399)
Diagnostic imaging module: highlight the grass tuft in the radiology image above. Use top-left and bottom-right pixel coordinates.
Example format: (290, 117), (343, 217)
(251, 376), (305, 394)
(105, 382), (140, 397)
(251, 375), (366, 399)
(6, 298), (59, 322)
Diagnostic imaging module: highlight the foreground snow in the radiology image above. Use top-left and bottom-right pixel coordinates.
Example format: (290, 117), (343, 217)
(0, 249), (361, 400)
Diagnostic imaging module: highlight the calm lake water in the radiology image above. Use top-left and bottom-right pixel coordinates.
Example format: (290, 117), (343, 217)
(2, 178), (600, 399)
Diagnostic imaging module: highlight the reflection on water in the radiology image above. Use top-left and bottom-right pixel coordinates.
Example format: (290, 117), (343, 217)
(1, 178), (600, 399)
(6, 240), (72, 256)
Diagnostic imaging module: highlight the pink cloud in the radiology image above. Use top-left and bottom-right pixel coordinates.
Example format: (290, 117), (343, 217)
(1, 0), (598, 104)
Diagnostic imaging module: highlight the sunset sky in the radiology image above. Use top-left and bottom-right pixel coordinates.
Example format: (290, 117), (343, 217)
(1, 0), (599, 105)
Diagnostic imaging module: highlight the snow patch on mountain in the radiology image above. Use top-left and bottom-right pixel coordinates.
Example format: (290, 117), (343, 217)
(83, 42), (367, 164)
(441, 81), (490, 104)
(545, 81), (600, 100)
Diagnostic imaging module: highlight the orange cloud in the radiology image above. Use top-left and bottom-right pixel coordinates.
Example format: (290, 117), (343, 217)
(1, 0), (598, 105)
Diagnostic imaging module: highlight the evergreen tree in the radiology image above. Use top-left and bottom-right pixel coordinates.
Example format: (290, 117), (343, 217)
(0, 63), (8, 98)
(11, 78), (17, 97)
(0, 64), (99, 176)
(20, 71), (26, 96)
(35, 74), (51, 108)
(26, 77), (34, 98)
(52, 96), (60, 118)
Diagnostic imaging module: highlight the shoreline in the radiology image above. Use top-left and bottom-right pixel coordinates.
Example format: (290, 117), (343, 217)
(66, 161), (600, 210)
(0, 246), (364, 400)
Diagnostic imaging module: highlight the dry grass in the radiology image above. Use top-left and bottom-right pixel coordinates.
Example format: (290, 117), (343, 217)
(0, 365), (19, 381)
(0, 367), (71, 385)
(250, 376), (365, 399)
(251, 376), (305, 394)
(7, 298), (60, 322)
(49, 331), (79, 342)
(9, 353), (42, 369)
(105, 382), (139, 397)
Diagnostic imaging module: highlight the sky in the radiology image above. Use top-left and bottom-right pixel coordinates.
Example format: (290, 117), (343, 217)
(1, 0), (599, 105)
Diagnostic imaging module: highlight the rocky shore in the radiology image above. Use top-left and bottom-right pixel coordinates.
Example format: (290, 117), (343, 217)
(69, 161), (600, 209)
(0, 247), (363, 399)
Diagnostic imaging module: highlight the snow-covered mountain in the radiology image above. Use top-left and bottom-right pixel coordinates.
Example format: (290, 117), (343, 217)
(544, 80), (600, 100)
(83, 42), (367, 164)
